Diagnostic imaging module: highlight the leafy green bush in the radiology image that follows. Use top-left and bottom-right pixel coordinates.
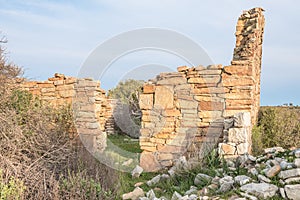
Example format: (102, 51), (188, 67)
(252, 106), (300, 155)
(0, 169), (25, 200)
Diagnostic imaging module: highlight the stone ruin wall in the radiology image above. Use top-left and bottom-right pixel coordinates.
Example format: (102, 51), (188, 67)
(20, 74), (113, 147)
(139, 8), (265, 171)
(18, 7), (265, 172)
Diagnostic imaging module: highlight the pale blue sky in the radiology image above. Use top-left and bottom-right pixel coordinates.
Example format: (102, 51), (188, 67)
(0, 0), (299, 105)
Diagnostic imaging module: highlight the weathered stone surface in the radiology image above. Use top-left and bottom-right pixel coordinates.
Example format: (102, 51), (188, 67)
(171, 191), (182, 200)
(140, 152), (161, 172)
(265, 165), (281, 178)
(278, 168), (300, 180)
(143, 84), (155, 94)
(194, 173), (212, 186)
(285, 184), (300, 200)
(228, 128), (248, 143)
(219, 143), (236, 155)
(240, 183), (278, 199)
(154, 86), (174, 109)
(131, 165), (143, 178)
(234, 175), (251, 186)
(157, 76), (187, 85)
(234, 112), (251, 127)
(122, 187), (144, 200)
(139, 94), (153, 110)
(294, 158), (300, 168)
(147, 175), (161, 186)
(258, 174), (271, 183)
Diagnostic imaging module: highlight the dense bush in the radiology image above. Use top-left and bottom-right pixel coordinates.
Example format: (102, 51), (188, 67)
(252, 106), (300, 155)
(0, 41), (118, 199)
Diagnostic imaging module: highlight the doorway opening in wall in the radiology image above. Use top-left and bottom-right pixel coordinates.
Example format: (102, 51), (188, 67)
(106, 79), (144, 154)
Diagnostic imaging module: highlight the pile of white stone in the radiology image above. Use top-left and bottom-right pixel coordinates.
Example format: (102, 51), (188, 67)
(122, 147), (300, 200)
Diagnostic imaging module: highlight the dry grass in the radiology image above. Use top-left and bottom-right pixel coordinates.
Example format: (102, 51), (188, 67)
(0, 42), (118, 199)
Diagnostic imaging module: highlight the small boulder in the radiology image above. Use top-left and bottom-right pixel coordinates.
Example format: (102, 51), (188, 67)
(194, 173), (212, 186)
(258, 174), (271, 183)
(122, 187), (144, 200)
(171, 191), (182, 200)
(234, 175), (251, 186)
(265, 164), (281, 178)
(240, 183), (278, 199)
(285, 184), (300, 200)
(294, 149), (300, 158)
(294, 158), (300, 168)
(146, 189), (156, 200)
(278, 168), (300, 179)
(131, 165), (143, 178)
(147, 175), (161, 187)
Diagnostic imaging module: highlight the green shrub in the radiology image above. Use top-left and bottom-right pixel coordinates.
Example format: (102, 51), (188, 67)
(252, 106), (300, 155)
(0, 169), (25, 200)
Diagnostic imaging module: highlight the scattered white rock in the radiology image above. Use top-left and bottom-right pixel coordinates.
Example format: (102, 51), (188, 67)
(294, 158), (300, 168)
(188, 194), (198, 200)
(240, 183), (278, 199)
(285, 176), (300, 184)
(161, 174), (170, 180)
(122, 187), (144, 200)
(219, 176), (234, 185)
(194, 173), (212, 186)
(132, 165), (143, 178)
(279, 188), (286, 199)
(146, 189), (156, 200)
(184, 186), (197, 196)
(240, 192), (258, 200)
(294, 149), (300, 158)
(171, 191), (182, 200)
(278, 168), (300, 179)
(284, 184), (300, 200)
(234, 175), (251, 186)
(258, 174), (271, 183)
(249, 168), (258, 176)
(147, 175), (161, 186)
(280, 160), (288, 170)
(264, 147), (285, 154)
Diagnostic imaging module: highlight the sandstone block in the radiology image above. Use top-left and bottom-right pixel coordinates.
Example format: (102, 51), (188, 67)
(234, 112), (251, 127)
(219, 143), (236, 155)
(164, 109), (181, 117)
(177, 66), (189, 72)
(140, 152), (161, 172)
(228, 128), (248, 143)
(158, 153), (174, 161)
(236, 143), (249, 154)
(224, 65), (253, 76)
(178, 99), (198, 109)
(139, 94), (153, 110)
(143, 84), (155, 93)
(199, 101), (224, 111)
(154, 86), (174, 109)
(157, 76), (186, 85)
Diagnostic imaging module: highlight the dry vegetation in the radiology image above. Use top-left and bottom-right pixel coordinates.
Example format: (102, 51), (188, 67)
(252, 106), (300, 155)
(0, 40), (118, 199)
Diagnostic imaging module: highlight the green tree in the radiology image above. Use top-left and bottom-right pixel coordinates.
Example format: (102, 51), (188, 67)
(108, 79), (144, 138)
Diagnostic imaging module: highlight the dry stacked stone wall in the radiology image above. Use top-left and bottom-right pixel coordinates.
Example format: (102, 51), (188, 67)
(20, 74), (113, 144)
(139, 8), (265, 171)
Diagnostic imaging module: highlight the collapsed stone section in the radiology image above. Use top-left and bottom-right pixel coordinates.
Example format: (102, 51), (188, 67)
(139, 7), (265, 171)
